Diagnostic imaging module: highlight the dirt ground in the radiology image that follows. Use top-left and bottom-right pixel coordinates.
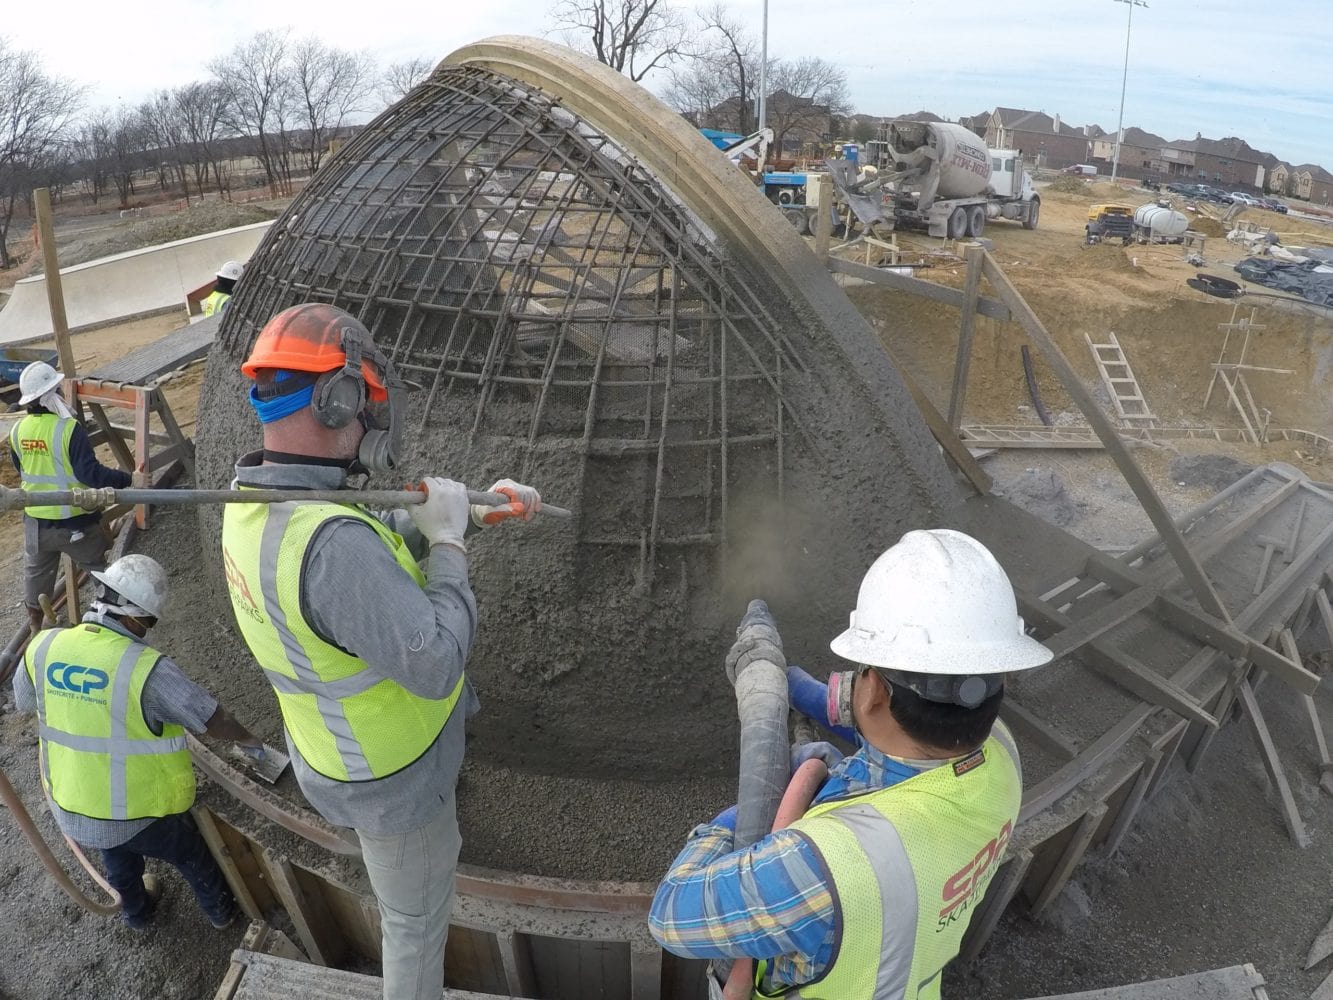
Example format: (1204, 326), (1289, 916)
(2, 182), (1333, 998)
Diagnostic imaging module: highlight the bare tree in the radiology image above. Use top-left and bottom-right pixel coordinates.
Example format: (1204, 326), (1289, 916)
(73, 112), (114, 205)
(106, 105), (148, 207)
(379, 56), (434, 105)
(766, 56), (850, 155)
(176, 81), (229, 198)
(290, 36), (374, 177)
(210, 29), (293, 196)
(0, 39), (82, 267)
(666, 4), (760, 134)
(140, 90), (193, 203)
(550, 0), (689, 81)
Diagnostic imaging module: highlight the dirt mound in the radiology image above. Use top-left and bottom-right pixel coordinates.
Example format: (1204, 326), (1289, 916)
(992, 468), (1083, 526)
(1048, 175), (1091, 195)
(1188, 216), (1229, 238)
(1168, 453), (1255, 490)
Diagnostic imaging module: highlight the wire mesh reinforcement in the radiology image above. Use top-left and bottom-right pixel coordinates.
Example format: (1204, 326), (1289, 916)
(219, 65), (807, 583)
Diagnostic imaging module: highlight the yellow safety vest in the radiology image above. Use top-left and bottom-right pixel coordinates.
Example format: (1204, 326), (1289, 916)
(220, 498), (464, 782)
(201, 290), (230, 317)
(25, 624), (194, 821)
(10, 413), (93, 519)
(757, 722), (1022, 1000)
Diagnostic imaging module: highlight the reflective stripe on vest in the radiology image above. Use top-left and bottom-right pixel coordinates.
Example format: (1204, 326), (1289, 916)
(220, 496), (463, 782)
(10, 414), (92, 519)
(763, 722), (1023, 1000)
(201, 291), (230, 317)
(25, 625), (194, 821)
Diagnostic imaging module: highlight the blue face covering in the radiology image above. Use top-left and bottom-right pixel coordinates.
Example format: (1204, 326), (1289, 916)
(248, 371), (316, 424)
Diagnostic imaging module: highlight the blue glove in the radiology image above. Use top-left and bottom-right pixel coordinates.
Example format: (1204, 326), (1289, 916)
(791, 742), (844, 772)
(787, 665), (858, 744)
(709, 804), (738, 832)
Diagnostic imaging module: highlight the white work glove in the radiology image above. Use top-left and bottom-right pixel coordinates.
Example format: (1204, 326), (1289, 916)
(408, 477), (470, 551)
(470, 478), (542, 527)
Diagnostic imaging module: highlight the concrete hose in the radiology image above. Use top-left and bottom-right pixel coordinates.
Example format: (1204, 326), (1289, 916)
(0, 764), (121, 918)
(729, 600), (791, 849)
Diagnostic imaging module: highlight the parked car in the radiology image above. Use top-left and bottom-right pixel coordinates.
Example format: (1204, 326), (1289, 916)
(1230, 192), (1260, 206)
(1165, 181), (1194, 194)
(1257, 196), (1289, 214)
(1063, 163), (1098, 176)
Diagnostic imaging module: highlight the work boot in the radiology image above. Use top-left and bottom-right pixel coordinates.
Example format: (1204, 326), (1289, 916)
(205, 894), (239, 930)
(123, 874), (162, 931)
(26, 606), (45, 637)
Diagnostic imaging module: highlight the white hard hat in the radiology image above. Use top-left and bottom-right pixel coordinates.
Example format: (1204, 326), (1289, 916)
(217, 260), (245, 281)
(18, 361), (63, 406)
(830, 529), (1052, 676)
(91, 554), (170, 619)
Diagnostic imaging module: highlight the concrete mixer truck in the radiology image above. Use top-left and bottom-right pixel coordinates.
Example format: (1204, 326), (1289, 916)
(867, 120), (1041, 238)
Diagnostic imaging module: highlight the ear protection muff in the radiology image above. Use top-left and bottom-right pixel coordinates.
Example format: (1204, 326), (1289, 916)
(310, 322), (368, 429)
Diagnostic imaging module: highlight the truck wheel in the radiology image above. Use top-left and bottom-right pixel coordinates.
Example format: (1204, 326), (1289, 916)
(784, 208), (810, 236)
(1022, 199), (1040, 230)
(967, 206), (986, 238)
(947, 208), (968, 239)
(777, 189), (795, 206)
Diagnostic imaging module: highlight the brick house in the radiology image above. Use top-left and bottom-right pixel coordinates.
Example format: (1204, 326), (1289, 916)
(1166, 135), (1267, 190)
(1267, 162), (1291, 195)
(1290, 164), (1333, 204)
(1088, 127), (1168, 179)
(983, 108), (1089, 169)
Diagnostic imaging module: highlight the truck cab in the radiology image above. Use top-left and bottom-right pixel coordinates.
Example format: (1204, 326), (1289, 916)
(990, 150), (1034, 201)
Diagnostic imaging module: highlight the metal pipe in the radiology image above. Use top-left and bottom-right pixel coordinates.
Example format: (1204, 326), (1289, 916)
(729, 600), (790, 848)
(1110, 0), (1148, 186)
(0, 485), (573, 519)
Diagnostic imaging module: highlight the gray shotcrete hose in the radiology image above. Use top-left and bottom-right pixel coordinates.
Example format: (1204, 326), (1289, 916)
(728, 599), (790, 849)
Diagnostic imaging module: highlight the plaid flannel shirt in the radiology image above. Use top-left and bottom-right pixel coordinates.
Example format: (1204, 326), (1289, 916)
(650, 741), (924, 992)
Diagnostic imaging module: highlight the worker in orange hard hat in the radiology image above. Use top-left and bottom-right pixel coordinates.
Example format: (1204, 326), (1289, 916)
(220, 302), (542, 1000)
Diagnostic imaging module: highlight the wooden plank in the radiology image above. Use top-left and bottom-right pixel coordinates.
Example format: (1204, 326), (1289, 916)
(1317, 589), (1333, 643)
(1000, 699), (1078, 760)
(828, 256), (1011, 321)
(152, 391), (196, 477)
(193, 807), (263, 922)
(947, 244), (984, 430)
(813, 174), (833, 259)
(958, 848), (1032, 963)
(1236, 678), (1309, 846)
(1029, 803), (1107, 918)
(261, 851), (341, 967)
(214, 818), (278, 913)
(981, 251), (1231, 623)
(496, 931), (538, 998)
(1021, 588), (1158, 659)
(629, 947), (663, 1000)
(880, 345), (992, 496)
(1080, 643), (1218, 730)
(1101, 751), (1160, 856)
(84, 401), (136, 471)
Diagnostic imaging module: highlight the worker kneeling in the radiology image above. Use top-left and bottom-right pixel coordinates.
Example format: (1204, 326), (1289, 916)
(12, 554), (262, 930)
(650, 529), (1054, 999)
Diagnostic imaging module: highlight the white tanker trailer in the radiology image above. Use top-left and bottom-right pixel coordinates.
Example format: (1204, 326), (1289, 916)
(871, 120), (1041, 238)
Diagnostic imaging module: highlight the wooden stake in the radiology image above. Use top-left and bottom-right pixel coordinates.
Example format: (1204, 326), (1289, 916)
(947, 244), (984, 430)
(813, 173), (833, 260)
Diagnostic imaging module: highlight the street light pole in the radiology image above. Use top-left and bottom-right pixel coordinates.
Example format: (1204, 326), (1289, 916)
(757, 0), (769, 133)
(1110, 0), (1147, 186)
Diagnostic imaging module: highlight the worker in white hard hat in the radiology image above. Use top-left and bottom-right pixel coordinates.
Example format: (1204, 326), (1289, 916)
(201, 260), (244, 318)
(221, 303), (543, 1000)
(8, 361), (135, 637)
(11, 553), (262, 930)
(650, 528), (1054, 1000)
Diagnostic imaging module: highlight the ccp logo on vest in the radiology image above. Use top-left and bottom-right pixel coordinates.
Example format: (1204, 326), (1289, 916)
(46, 661), (111, 698)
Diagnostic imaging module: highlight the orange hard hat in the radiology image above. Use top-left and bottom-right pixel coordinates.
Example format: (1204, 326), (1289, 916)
(242, 303), (387, 400)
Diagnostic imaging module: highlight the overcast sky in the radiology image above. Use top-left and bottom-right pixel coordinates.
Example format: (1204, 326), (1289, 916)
(3, 0), (1329, 169)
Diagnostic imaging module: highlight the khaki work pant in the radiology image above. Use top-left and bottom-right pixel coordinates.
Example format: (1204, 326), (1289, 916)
(357, 794), (461, 1000)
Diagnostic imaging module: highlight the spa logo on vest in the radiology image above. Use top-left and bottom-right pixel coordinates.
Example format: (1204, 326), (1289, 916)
(937, 819), (1012, 930)
(222, 546), (265, 624)
(19, 438), (50, 455)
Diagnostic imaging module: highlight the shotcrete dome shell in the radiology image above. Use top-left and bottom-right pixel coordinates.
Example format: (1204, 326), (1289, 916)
(194, 36), (958, 789)
(1134, 204), (1189, 238)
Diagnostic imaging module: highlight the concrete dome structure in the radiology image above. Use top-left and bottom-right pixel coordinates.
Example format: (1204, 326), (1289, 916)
(195, 37), (957, 797)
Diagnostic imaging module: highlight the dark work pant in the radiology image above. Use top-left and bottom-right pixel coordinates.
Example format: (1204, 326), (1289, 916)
(97, 812), (234, 927)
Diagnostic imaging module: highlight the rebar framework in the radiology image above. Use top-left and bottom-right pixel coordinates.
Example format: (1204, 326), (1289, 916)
(221, 66), (809, 583)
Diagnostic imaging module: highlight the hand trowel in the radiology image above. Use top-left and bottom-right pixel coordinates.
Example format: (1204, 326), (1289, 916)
(231, 742), (291, 784)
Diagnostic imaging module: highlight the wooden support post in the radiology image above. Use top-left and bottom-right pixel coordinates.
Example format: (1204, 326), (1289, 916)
(84, 402), (136, 472)
(193, 808), (264, 921)
(1317, 589), (1333, 644)
(980, 251), (1231, 623)
(958, 848), (1032, 963)
(999, 699), (1078, 760)
(1102, 751), (1161, 856)
(813, 174), (833, 260)
(134, 391), (151, 527)
(947, 244), (984, 429)
(1236, 678), (1309, 846)
(629, 946), (664, 1000)
(496, 931), (538, 998)
(262, 851), (344, 966)
(1029, 803), (1107, 918)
